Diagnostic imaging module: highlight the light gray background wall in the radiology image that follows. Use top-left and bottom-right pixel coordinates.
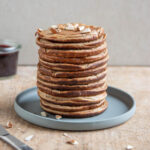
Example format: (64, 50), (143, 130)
(0, 0), (150, 65)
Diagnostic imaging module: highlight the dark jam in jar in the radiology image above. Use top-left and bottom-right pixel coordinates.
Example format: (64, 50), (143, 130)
(0, 41), (20, 77)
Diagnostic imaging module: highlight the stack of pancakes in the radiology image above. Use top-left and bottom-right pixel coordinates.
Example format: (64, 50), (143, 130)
(36, 23), (109, 118)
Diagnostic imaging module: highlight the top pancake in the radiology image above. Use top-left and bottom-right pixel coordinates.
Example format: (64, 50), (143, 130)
(36, 23), (104, 43)
(36, 23), (106, 49)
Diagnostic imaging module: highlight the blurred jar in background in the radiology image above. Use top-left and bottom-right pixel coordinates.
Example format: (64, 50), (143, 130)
(0, 39), (21, 78)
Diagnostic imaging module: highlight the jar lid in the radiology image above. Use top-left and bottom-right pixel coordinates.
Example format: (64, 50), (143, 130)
(0, 39), (21, 54)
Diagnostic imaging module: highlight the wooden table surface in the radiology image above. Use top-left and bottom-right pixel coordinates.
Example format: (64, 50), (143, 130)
(0, 66), (150, 150)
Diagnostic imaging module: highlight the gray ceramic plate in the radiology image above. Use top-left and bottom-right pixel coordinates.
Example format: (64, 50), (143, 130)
(14, 86), (136, 131)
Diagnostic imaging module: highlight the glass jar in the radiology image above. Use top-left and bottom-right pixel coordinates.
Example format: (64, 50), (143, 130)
(0, 39), (21, 78)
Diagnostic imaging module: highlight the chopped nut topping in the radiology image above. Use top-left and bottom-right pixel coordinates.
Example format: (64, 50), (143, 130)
(77, 26), (85, 31)
(81, 28), (91, 33)
(98, 27), (104, 34)
(74, 23), (79, 28)
(65, 26), (75, 30)
(35, 28), (43, 36)
(24, 135), (34, 141)
(58, 24), (65, 29)
(65, 23), (75, 31)
(67, 139), (79, 145)
(55, 115), (62, 119)
(56, 29), (62, 33)
(38, 28), (43, 32)
(92, 30), (98, 35)
(50, 25), (61, 33)
(51, 25), (58, 29)
(126, 145), (134, 150)
(66, 23), (73, 26)
(6, 121), (12, 128)
(41, 111), (47, 117)
(50, 28), (61, 34)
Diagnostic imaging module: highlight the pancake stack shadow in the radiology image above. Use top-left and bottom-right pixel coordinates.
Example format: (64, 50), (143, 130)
(36, 23), (109, 118)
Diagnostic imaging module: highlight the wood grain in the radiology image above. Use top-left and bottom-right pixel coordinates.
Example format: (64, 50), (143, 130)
(0, 66), (150, 150)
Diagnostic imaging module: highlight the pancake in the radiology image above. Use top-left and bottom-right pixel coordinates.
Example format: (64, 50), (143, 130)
(38, 48), (108, 64)
(39, 55), (108, 71)
(36, 33), (106, 49)
(37, 70), (107, 85)
(36, 23), (104, 42)
(40, 97), (103, 106)
(40, 100), (108, 118)
(37, 82), (107, 97)
(38, 63), (107, 78)
(40, 98), (105, 112)
(39, 42), (107, 58)
(37, 76), (106, 90)
(38, 90), (107, 103)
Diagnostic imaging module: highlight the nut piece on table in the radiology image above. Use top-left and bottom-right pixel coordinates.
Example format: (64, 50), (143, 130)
(126, 145), (134, 150)
(63, 133), (69, 137)
(6, 121), (13, 128)
(24, 135), (34, 141)
(63, 133), (72, 138)
(67, 139), (79, 145)
(17, 128), (25, 133)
